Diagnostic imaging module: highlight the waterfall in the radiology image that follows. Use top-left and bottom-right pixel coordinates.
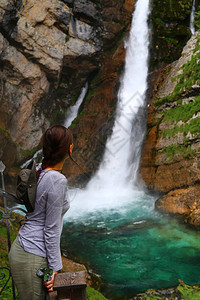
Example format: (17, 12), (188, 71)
(63, 0), (151, 210)
(21, 83), (88, 168)
(21, 149), (43, 168)
(87, 0), (150, 192)
(64, 82), (88, 127)
(61, 3), (200, 296)
(190, 0), (196, 35)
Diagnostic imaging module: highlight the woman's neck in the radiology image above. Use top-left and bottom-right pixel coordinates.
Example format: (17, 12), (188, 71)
(45, 160), (65, 172)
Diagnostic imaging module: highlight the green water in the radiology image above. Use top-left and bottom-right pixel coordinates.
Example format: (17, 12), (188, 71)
(61, 191), (200, 298)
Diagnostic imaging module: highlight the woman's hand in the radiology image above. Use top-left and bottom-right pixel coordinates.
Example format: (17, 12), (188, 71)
(43, 271), (58, 292)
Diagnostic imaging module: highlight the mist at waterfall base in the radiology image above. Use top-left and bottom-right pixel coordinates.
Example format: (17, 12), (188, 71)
(60, 0), (200, 298)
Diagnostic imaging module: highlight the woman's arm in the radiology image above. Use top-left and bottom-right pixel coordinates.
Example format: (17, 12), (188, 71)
(44, 175), (68, 282)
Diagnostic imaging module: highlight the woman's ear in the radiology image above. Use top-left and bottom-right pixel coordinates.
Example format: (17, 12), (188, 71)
(69, 143), (73, 155)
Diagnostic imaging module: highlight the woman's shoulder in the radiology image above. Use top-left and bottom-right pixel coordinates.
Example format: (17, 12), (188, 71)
(39, 170), (67, 185)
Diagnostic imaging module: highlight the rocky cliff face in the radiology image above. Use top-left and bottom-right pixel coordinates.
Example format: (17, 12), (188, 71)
(140, 31), (200, 227)
(64, 0), (194, 185)
(0, 0), (197, 204)
(0, 0), (134, 170)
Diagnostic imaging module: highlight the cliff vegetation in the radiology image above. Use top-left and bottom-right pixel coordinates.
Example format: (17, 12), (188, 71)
(140, 4), (200, 227)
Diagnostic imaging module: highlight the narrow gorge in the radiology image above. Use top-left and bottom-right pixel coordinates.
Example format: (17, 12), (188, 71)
(1, 0), (200, 299)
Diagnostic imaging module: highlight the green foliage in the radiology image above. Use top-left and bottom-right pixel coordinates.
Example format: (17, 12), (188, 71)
(20, 147), (38, 158)
(84, 86), (98, 103)
(154, 93), (176, 106)
(56, 87), (66, 98)
(155, 35), (200, 107)
(47, 109), (66, 124)
(162, 117), (200, 141)
(0, 128), (12, 141)
(0, 224), (18, 242)
(71, 88), (82, 105)
(162, 144), (196, 161)
(154, 17), (164, 26)
(177, 281), (200, 299)
(173, 51), (200, 94)
(194, 11), (200, 31)
(0, 264), (19, 300)
(107, 29), (126, 55)
(163, 97), (200, 124)
(0, 221), (19, 299)
(65, 35), (69, 43)
(165, 37), (178, 45)
(145, 289), (161, 300)
(69, 111), (85, 129)
(86, 286), (108, 300)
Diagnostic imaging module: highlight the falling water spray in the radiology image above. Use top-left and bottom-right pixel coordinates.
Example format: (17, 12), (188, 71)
(87, 0), (151, 191)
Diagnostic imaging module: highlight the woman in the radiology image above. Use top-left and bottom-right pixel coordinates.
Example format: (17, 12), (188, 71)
(9, 125), (73, 299)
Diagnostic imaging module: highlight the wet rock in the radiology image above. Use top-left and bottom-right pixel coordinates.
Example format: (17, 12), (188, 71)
(73, 0), (100, 23)
(186, 209), (200, 227)
(155, 185), (200, 216)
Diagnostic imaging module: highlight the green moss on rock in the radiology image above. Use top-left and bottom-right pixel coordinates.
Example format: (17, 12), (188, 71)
(151, 0), (193, 67)
(155, 36), (200, 107)
(163, 96), (200, 123)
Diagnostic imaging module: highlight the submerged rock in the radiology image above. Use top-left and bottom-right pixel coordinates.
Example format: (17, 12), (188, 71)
(114, 220), (157, 232)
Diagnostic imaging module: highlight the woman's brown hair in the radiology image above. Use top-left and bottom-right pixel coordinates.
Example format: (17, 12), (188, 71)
(41, 125), (73, 170)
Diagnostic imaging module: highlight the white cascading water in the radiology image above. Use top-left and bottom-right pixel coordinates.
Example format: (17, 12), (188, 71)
(22, 84), (88, 168)
(66, 0), (151, 211)
(87, 0), (150, 190)
(190, 0), (196, 35)
(64, 82), (88, 127)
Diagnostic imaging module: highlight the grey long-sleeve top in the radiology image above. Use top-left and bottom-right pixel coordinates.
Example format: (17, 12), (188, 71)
(18, 170), (70, 272)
